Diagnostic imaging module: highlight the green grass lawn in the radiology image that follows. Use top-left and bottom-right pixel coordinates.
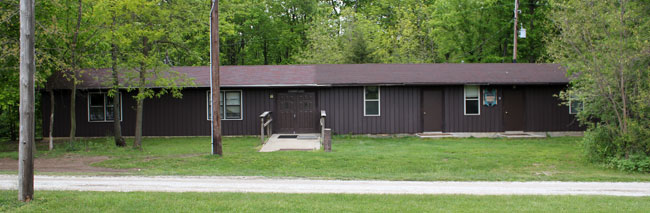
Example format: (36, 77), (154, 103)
(1, 136), (649, 181)
(1, 190), (649, 212)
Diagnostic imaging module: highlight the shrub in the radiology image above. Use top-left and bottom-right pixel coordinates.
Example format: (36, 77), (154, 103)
(608, 155), (650, 173)
(583, 122), (650, 172)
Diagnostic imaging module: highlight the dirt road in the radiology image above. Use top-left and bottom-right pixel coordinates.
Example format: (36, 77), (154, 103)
(0, 155), (130, 173)
(1, 175), (649, 196)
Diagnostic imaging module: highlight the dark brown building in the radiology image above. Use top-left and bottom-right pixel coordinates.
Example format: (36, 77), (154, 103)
(42, 63), (583, 137)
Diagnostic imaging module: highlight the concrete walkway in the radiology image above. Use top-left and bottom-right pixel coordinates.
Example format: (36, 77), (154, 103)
(259, 133), (321, 152)
(1, 175), (649, 196)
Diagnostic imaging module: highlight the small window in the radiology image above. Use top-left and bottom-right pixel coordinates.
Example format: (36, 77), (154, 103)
(569, 100), (583, 115)
(208, 90), (242, 120)
(364, 86), (380, 116)
(88, 93), (122, 122)
(464, 85), (480, 115)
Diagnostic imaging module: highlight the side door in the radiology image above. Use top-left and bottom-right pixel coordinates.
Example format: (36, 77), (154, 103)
(422, 88), (444, 132)
(502, 87), (525, 131)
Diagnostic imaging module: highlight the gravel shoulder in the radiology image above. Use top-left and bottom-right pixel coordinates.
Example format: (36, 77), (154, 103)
(1, 175), (649, 196)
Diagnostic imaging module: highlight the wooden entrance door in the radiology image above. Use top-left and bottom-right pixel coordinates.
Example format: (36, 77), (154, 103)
(276, 92), (318, 133)
(502, 87), (525, 131)
(422, 88), (444, 132)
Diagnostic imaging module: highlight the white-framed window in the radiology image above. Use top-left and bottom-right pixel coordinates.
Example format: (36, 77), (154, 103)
(88, 92), (122, 122)
(207, 90), (242, 120)
(569, 100), (583, 115)
(464, 85), (480, 115)
(364, 86), (380, 116)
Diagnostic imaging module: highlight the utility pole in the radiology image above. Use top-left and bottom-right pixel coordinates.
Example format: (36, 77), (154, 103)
(512, 0), (519, 63)
(18, 0), (35, 202)
(210, 0), (223, 156)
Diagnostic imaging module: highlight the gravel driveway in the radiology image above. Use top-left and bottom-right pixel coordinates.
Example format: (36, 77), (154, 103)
(1, 175), (649, 196)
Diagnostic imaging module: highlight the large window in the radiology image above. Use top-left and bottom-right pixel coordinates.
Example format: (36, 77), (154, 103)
(88, 93), (122, 122)
(364, 86), (380, 116)
(207, 90), (242, 120)
(464, 85), (480, 115)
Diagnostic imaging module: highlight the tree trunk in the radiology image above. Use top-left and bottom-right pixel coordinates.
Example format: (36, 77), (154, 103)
(133, 69), (144, 150)
(112, 91), (125, 147)
(263, 40), (268, 65)
(69, 83), (76, 142)
(19, 0), (35, 202)
(68, 0), (82, 142)
(134, 95), (143, 150)
(111, 59), (125, 147)
(49, 89), (54, 151)
(111, 14), (125, 147)
(133, 36), (149, 150)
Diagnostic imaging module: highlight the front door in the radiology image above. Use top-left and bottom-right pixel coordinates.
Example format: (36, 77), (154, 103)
(502, 87), (525, 131)
(276, 92), (318, 133)
(422, 88), (444, 132)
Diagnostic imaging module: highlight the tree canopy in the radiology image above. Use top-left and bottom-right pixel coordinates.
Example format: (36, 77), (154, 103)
(548, 0), (650, 172)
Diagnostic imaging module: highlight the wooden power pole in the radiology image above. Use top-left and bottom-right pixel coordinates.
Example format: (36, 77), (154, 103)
(210, 0), (223, 156)
(18, 0), (35, 202)
(512, 0), (519, 63)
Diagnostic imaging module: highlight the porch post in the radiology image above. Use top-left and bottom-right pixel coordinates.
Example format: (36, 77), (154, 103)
(323, 128), (331, 152)
(260, 117), (265, 144)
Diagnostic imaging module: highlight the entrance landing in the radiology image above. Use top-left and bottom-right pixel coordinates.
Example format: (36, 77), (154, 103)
(259, 133), (321, 152)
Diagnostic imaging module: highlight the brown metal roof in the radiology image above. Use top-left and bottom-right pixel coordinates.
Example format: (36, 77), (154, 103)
(314, 63), (568, 85)
(51, 63), (568, 89)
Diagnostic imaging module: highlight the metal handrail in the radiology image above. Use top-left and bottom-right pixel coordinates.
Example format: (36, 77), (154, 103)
(260, 111), (272, 144)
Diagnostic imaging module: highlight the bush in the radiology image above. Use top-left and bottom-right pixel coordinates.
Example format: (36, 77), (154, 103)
(583, 122), (650, 172)
(608, 155), (650, 173)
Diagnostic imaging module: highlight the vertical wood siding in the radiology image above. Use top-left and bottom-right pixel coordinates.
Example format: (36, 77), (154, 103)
(41, 85), (584, 138)
(317, 86), (421, 134)
(41, 90), (138, 137)
(524, 85), (584, 131)
(42, 88), (274, 137)
(443, 86), (503, 132)
(219, 88), (275, 135)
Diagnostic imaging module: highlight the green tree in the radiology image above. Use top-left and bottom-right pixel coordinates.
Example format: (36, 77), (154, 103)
(548, 0), (650, 172)
(93, 0), (126, 146)
(1, 0), (67, 144)
(0, 1), (21, 142)
(429, 0), (512, 62)
(295, 3), (345, 64)
(113, 0), (195, 149)
(40, 0), (103, 143)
